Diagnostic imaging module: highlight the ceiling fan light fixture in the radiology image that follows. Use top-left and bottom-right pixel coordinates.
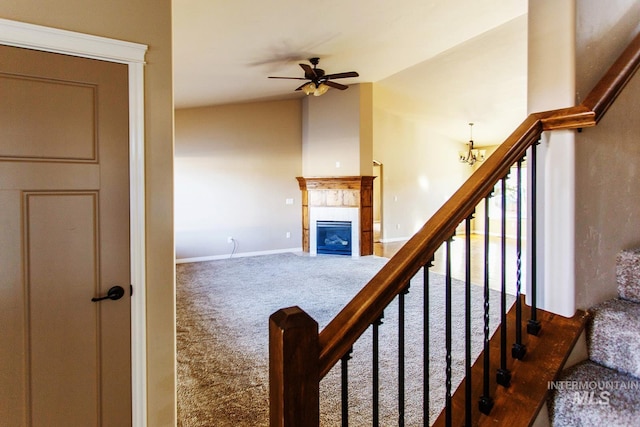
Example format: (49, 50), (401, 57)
(301, 82), (316, 95)
(313, 83), (329, 96)
(269, 58), (358, 96)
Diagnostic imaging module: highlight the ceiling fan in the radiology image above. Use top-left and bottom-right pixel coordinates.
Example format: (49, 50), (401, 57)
(268, 57), (359, 96)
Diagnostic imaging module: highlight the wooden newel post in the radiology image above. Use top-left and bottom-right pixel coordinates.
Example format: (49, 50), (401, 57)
(269, 306), (320, 427)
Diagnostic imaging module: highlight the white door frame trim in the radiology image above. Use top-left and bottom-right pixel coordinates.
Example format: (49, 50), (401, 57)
(0, 18), (148, 426)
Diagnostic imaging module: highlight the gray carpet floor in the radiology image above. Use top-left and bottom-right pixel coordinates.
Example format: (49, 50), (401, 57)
(176, 252), (511, 426)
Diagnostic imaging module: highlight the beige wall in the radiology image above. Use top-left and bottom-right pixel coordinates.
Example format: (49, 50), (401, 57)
(302, 84), (369, 176)
(359, 83), (374, 176)
(574, 0), (640, 309)
(373, 85), (471, 241)
(174, 81), (472, 252)
(0, 2), (175, 425)
(174, 100), (302, 259)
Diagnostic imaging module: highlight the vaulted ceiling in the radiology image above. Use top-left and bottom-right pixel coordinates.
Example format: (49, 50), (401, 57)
(173, 0), (528, 144)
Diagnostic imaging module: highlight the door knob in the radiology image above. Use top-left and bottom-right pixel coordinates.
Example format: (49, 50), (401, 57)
(91, 285), (125, 302)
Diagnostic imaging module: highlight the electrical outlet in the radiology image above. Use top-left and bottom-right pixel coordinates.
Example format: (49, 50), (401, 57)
(227, 236), (233, 243)
(286, 232), (291, 238)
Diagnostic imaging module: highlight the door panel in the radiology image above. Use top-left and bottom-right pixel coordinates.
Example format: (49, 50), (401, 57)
(26, 192), (100, 426)
(0, 45), (131, 426)
(0, 74), (97, 161)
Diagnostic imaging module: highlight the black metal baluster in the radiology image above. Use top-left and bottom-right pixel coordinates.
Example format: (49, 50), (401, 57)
(399, 284), (409, 427)
(464, 214), (473, 427)
(528, 141), (541, 336)
(373, 312), (384, 427)
(424, 258), (433, 427)
(341, 347), (353, 427)
(479, 194), (494, 414)
(496, 176), (512, 387)
(445, 236), (454, 427)
(512, 158), (527, 360)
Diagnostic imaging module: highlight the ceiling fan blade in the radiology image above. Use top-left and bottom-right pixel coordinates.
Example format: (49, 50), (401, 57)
(324, 71), (359, 80)
(324, 80), (348, 90)
(268, 76), (308, 80)
(300, 63), (317, 80)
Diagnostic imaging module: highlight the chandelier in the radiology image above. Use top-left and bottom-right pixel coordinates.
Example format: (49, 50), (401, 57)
(459, 122), (486, 166)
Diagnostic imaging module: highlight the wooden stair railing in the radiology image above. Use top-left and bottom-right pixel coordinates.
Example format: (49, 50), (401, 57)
(270, 31), (640, 426)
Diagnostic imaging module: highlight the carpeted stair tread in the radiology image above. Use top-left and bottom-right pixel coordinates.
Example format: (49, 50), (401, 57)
(551, 248), (640, 425)
(549, 360), (640, 426)
(617, 248), (640, 303)
(588, 298), (640, 379)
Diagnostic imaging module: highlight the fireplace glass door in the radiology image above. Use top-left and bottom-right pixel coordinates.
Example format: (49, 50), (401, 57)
(316, 220), (352, 255)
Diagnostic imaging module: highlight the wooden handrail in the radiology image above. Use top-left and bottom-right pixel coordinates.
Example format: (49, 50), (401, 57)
(316, 29), (640, 378)
(582, 32), (640, 120)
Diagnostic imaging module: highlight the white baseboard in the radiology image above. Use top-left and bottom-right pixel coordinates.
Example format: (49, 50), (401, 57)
(379, 236), (411, 243)
(176, 247), (303, 264)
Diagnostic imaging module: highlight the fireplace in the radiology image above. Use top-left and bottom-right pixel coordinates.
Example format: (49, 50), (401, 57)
(296, 176), (375, 257)
(316, 220), (352, 255)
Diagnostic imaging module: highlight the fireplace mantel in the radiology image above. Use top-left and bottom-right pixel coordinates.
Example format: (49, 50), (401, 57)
(296, 176), (375, 256)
